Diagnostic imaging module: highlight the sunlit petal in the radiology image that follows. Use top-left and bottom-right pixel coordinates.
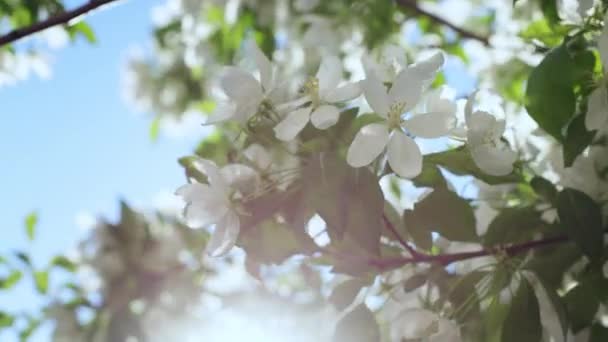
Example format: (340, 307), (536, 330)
(361, 74), (390, 116)
(324, 82), (361, 103)
(471, 145), (517, 176)
(387, 130), (422, 178)
(220, 67), (263, 101)
(317, 55), (342, 94)
(347, 123), (389, 167)
(206, 211), (240, 257)
(274, 107), (312, 141)
(404, 112), (455, 138)
(311, 105), (340, 129)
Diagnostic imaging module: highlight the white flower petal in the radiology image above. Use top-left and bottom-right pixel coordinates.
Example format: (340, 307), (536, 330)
(471, 145), (517, 176)
(220, 67), (263, 101)
(206, 211), (240, 257)
(599, 21), (608, 68)
(362, 53), (392, 82)
(249, 41), (273, 92)
(220, 164), (259, 194)
(389, 68), (424, 110)
(404, 112), (456, 138)
(586, 85), (608, 131)
(387, 130), (422, 178)
(273, 107), (312, 141)
(347, 123), (389, 167)
(317, 55), (342, 94)
(311, 105), (340, 129)
(203, 101), (236, 125)
(323, 82), (361, 103)
(410, 52), (444, 84)
(192, 158), (229, 195)
(176, 183), (230, 228)
(244, 144), (272, 170)
(361, 74), (390, 116)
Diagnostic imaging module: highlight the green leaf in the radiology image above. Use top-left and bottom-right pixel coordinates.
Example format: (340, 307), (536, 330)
(19, 317), (40, 341)
(590, 323), (608, 341)
(540, 0), (560, 27)
(530, 176), (558, 203)
(332, 304), (380, 342)
(501, 277), (542, 342)
(0, 311), (14, 329)
(563, 112), (595, 167)
(51, 256), (77, 272)
(484, 207), (544, 245)
(525, 45), (594, 142)
(522, 271), (568, 341)
(149, 116), (161, 142)
(519, 19), (568, 47)
(403, 209), (433, 250)
(557, 188), (604, 262)
(302, 154), (384, 255)
(329, 278), (369, 311)
(563, 282), (600, 332)
(34, 270), (49, 294)
(0, 270), (22, 290)
(67, 21), (97, 43)
(24, 211), (37, 241)
(425, 147), (521, 184)
(406, 187), (477, 243)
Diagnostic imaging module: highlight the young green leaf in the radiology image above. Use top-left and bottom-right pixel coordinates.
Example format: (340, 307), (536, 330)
(24, 211), (37, 241)
(33, 270), (49, 294)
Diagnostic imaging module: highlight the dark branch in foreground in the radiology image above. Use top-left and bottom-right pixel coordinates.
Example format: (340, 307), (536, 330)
(0, 0), (121, 47)
(394, 0), (491, 46)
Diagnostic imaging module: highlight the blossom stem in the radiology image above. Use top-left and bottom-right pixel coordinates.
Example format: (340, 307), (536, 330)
(394, 0), (490, 46)
(0, 0), (121, 47)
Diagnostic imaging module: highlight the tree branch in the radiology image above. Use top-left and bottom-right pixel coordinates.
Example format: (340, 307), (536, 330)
(0, 0), (121, 47)
(370, 234), (570, 271)
(394, 0), (490, 46)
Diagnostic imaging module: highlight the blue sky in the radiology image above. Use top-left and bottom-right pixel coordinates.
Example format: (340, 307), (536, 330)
(0, 0), (197, 340)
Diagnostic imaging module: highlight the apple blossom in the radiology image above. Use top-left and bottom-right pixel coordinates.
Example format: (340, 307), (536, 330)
(464, 93), (518, 176)
(175, 158), (258, 256)
(347, 53), (451, 178)
(273, 55), (361, 141)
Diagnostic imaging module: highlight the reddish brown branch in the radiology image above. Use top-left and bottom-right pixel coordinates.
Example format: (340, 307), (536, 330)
(0, 0), (121, 47)
(370, 234), (570, 271)
(394, 0), (490, 46)
(382, 213), (423, 258)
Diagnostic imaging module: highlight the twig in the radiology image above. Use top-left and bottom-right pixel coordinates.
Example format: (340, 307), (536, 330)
(0, 0), (121, 47)
(370, 234), (570, 271)
(394, 0), (490, 46)
(382, 213), (423, 258)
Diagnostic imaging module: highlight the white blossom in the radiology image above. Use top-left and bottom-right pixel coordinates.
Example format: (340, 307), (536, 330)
(207, 42), (277, 125)
(175, 158), (258, 256)
(347, 53), (450, 178)
(464, 93), (517, 176)
(273, 55), (361, 140)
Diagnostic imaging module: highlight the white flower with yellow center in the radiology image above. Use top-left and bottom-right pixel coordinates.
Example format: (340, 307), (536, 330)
(273, 55), (361, 141)
(347, 55), (453, 178)
(175, 158), (258, 257)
